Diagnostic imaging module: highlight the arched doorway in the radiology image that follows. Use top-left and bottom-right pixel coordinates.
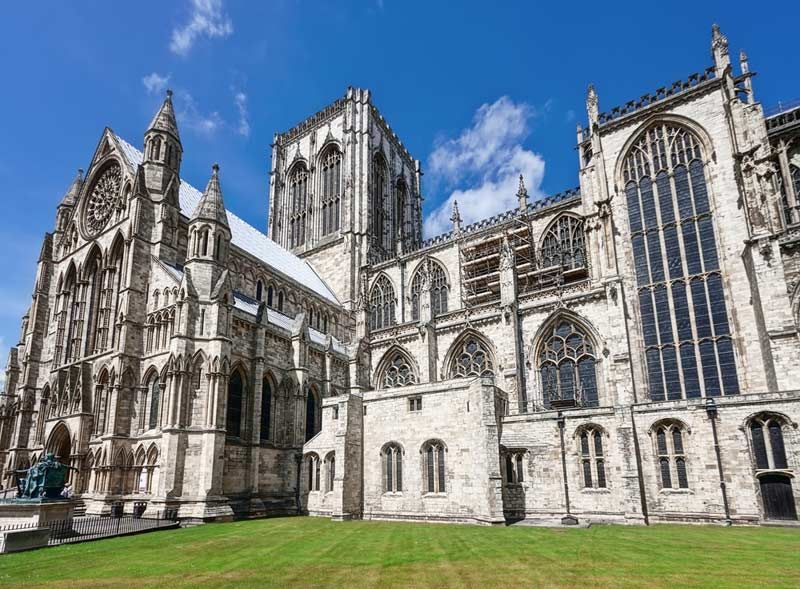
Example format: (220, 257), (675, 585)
(760, 474), (798, 521)
(47, 422), (71, 462)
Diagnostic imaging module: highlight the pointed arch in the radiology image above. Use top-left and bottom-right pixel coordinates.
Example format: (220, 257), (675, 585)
(371, 152), (389, 252)
(226, 364), (247, 438)
(533, 311), (600, 408)
(374, 345), (419, 389)
(369, 273), (396, 331)
(260, 371), (277, 442)
(746, 412), (795, 472)
(305, 385), (321, 442)
(443, 329), (497, 380)
(649, 418), (690, 490)
(619, 117), (738, 402)
(288, 161), (310, 248)
(409, 257), (449, 320)
(46, 421), (72, 461)
(319, 142), (343, 236)
(539, 214), (587, 272)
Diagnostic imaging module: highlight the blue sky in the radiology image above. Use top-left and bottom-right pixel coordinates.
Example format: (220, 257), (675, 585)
(0, 0), (797, 386)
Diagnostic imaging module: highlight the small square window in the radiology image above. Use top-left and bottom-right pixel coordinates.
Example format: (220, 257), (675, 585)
(409, 397), (422, 412)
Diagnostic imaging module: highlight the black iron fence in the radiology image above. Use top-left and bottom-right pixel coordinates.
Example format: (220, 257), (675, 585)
(0, 512), (179, 546)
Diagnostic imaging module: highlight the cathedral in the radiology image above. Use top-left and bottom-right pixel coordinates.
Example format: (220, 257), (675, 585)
(3, 25), (800, 525)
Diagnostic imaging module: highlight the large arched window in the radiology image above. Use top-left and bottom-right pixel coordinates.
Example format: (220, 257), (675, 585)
(261, 376), (272, 442)
(540, 215), (587, 271)
(450, 334), (495, 378)
(623, 122), (738, 401)
(381, 352), (416, 389)
(325, 452), (336, 493)
(653, 420), (689, 489)
(320, 146), (342, 236)
(288, 163), (309, 248)
(147, 375), (160, 430)
(422, 440), (446, 494)
(382, 443), (403, 493)
(369, 275), (396, 331)
(538, 318), (598, 408)
(306, 453), (321, 492)
(372, 154), (388, 252)
(750, 414), (789, 471)
(226, 369), (245, 438)
(410, 260), (449, 321)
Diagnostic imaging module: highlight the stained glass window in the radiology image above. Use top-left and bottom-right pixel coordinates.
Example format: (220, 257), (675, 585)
(410, 259), (449, 321)
(423, 440), (446, 493)
(538, 319), (598, 407)
(540, 215), (587, 271)
(382, 352), (416, 388)
(383, 443), (403, 493)
(369, 275), (396, 331)
(451, 335), (495, 378)
(623, 123), (738, 400)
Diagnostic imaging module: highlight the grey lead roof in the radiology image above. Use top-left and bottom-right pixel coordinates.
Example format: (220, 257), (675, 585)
(116, 136), (340, 305)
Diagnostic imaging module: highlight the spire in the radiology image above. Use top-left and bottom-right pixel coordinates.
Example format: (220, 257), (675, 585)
(192, 163), (229, 227)
(517, 174), (529, 211)
(450, 200), (462, 234)
(586, 84), (599, 125)
(711, 24), (730, 76)
(60, 169), (84, 207)
(147, 89), (181, 141)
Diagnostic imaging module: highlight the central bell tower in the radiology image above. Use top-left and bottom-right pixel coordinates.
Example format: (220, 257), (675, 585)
(267, 87), (423, 309)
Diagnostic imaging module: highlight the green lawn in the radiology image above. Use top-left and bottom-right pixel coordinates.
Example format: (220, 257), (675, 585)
(1, 517), (798, 588)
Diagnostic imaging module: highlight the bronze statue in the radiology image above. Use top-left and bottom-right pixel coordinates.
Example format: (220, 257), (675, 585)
(15, 453), (77, 500)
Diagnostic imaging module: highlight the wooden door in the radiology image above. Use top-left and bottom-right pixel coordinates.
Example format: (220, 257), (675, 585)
(760, 474), (798, 520)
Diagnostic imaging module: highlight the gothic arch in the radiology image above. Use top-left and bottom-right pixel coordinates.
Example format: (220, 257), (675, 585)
(369, 273), (397, 331)
(373, 345), (419, 389)
(442, 329), (497, 380)
(46, 421), (72, 461)
(612, 114), (716, 189)
(539, 214), (587, 271)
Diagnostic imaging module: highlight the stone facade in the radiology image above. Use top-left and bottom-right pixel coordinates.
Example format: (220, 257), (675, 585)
(3, 26), (800, 526)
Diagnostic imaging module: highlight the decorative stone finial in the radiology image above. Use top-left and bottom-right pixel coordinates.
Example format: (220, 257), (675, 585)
(450, 200), (462, 234)
(586, 84), (599, 125)
(166, 89), (173, 99)
(711, 23), (730, 75)
(517, 174), (528, 210)
(212, 162), (220, 174)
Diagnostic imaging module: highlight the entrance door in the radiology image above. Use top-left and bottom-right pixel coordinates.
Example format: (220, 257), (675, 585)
(760, 474), (798, 520)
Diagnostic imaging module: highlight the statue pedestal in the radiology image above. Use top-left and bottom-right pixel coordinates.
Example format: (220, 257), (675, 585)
(0, 500), (75, 527)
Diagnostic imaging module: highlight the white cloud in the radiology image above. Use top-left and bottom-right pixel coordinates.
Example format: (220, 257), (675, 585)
(142, 72), (170, 95)
(170, 0), (233, 56)
(234, 91), (250, 138)
(424, 96), (546, 238)
(175, 90), (223, 136)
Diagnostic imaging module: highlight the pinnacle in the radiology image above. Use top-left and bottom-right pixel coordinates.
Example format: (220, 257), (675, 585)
(192, 163), (229, 228)
(147, 89), (181, 142)
(60, 168), (84, 207)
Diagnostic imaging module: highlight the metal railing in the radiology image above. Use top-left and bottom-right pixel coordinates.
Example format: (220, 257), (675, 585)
(0, 512), (179, 546)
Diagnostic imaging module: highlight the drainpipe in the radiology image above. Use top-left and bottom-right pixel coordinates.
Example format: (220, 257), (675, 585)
(705, 398), (732, 526)
(295, 452), (302, 515)
(557, 412), (578, 525)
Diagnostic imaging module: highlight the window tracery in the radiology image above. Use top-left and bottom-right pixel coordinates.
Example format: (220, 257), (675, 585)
(654, 421), (689, 489)
(83, 163), (123, 237)
(383, 443), (403, 493)
(381, 352), (416, 388)
(410, 259), (448, 321)
(422, 440), (446, 494)
(369, 275), (396, 331)
(320, 146), (342, 236)
(288, 163), (309, 248)
(450, 335), (495, 378)
(623, 122), (738, 401)
(578, 426), (607, 489)
(540, 215), (587, 271)
(372, 154), (388, 253)
(750, 414), (789, 471)
(538, 319), (598, 408)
